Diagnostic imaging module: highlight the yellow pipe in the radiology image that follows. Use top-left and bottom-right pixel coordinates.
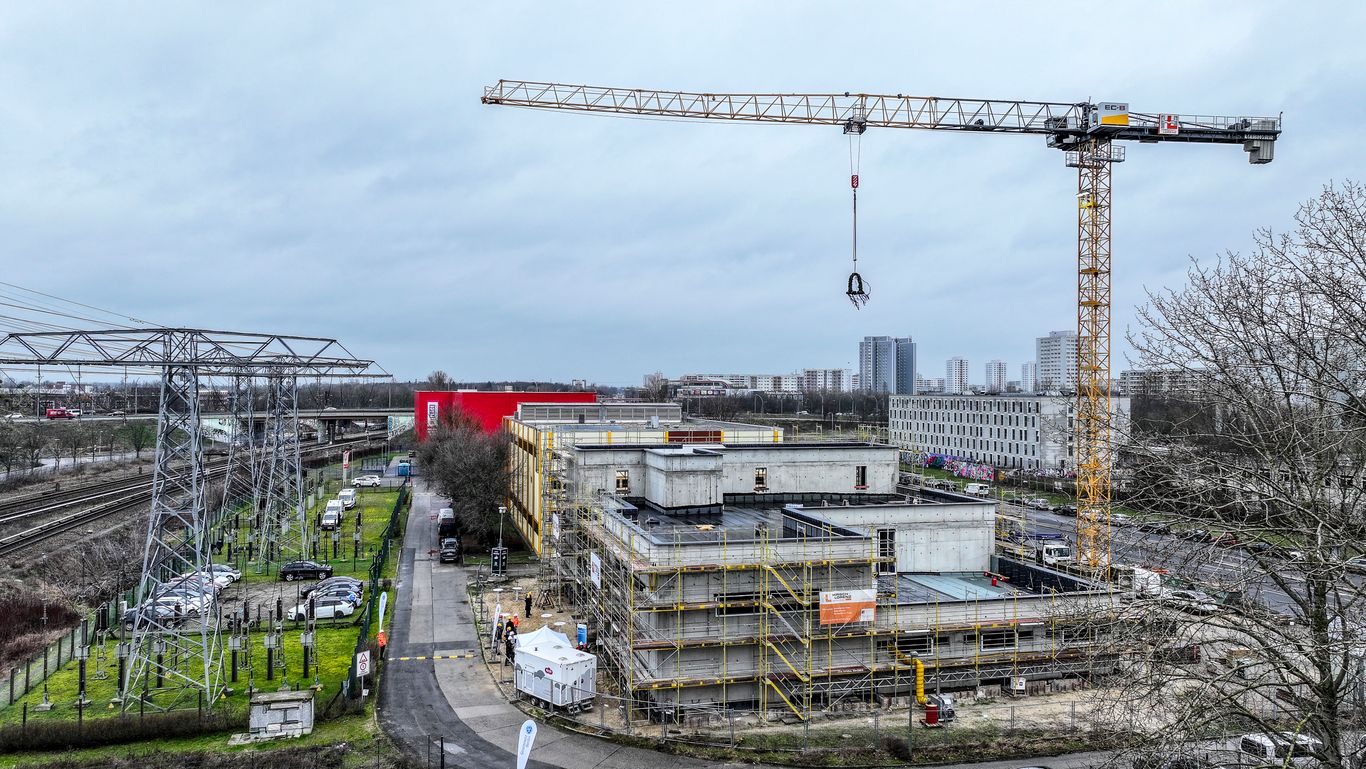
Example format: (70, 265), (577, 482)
(913, 658), (927, 705)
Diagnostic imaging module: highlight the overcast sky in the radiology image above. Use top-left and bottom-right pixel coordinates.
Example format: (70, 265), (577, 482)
(1, 3), (1360, 385)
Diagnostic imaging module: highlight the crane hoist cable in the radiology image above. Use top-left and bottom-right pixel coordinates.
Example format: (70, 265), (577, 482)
(846, 118), (870, 308)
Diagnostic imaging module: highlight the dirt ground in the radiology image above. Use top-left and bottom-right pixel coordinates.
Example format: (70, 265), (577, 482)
(466, 567), (1113, 738)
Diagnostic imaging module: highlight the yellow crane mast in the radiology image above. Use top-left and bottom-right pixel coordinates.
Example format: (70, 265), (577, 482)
(481, 80), (1281, 574)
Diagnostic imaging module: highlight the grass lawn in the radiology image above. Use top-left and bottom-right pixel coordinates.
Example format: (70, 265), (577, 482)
(0, 625), (360, 727)
(225, 484), (403, 585)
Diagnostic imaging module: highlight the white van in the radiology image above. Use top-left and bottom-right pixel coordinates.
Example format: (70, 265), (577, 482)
(338, 488), (357, 509)
(321, 499), (344, 530)
(1238, 732), (1322, 767)
(964, 483), (992, 496)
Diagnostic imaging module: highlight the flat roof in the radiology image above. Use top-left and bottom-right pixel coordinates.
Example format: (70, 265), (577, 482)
(610, 496), (866, 545)
(897, 573), (1020, 603)
(574, 440), (893, 452)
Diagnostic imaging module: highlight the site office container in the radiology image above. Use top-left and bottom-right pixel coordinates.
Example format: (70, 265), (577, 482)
(514, 636), (597, 710)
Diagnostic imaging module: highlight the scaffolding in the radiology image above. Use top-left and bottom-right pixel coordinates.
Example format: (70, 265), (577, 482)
(569, 497), (1123, 724)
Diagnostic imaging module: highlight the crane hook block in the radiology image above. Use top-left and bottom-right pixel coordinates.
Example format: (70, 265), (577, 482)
(851, 174), (859, 189)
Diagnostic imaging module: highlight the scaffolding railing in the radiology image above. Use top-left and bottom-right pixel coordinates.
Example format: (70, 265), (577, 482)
(573, 496), (1124, 724)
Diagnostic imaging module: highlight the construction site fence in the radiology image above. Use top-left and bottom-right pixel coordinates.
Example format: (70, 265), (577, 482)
(346, 479), (409, 701)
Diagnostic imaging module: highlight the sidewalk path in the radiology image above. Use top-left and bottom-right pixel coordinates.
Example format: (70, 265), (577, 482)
(377, 480), (1111, 769)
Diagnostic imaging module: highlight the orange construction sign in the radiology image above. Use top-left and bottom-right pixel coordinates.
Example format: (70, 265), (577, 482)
(818, 589), (876, 625)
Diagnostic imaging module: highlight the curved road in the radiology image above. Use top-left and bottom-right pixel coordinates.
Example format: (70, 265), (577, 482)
(378, 480), (1109, 769)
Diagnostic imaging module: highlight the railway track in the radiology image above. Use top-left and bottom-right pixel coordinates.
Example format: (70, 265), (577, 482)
(0, 491), (153, 558)
(0, 432), (388, 555)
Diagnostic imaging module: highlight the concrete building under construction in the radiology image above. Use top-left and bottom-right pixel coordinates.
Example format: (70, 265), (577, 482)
(505, 402), (781, 555)
(544, 440), (1120, 720)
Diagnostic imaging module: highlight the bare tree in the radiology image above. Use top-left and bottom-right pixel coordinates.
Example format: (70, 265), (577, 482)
(60, 423), (86, 466)
(1104, 182), (1366, 768)
(418, 409), (511, 547)
(123, 421), (153, 459)
(639, 372), (671, 402)
(0, 422), (17, 472)
(426, 370), (454, 391)
(18, 425), (44, 470)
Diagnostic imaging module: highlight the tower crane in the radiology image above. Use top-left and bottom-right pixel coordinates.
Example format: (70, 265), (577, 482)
(481, 80), (1281, 573)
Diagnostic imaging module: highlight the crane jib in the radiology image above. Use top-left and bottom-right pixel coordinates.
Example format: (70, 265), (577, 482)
(482, 81), (1279, 156)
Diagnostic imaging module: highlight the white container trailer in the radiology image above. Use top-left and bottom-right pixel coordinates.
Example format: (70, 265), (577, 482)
(513, 626), (596, 711)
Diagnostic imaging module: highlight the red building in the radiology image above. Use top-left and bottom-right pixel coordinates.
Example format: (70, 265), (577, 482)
(414, 390), (596, 440)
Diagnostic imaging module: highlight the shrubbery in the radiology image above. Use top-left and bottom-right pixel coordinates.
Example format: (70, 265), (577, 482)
(0, 708), (243, 754)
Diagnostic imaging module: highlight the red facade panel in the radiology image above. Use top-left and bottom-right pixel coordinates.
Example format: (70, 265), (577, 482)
(414, 390), (596, 439)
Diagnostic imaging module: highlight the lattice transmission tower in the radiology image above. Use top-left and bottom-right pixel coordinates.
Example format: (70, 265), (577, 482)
(0, 328), (376, 711)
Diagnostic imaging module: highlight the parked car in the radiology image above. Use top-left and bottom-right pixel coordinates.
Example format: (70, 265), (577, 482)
(321, 499), (344, 530)
(150, 590), (213, 617)
(168, 573), (223, 596)
(301, 575), (363, 597)
(439, 537), (461, 564)
(1130, 751), (1219, 769)
(1211, 532), (1239, 547)
(287, 597), (355, 621)
(1109, 512), (1133, 526)
(279, 560), (333, 581)
(1136, 521), (1171, 535)
(182, 570), (233, 589)
(1343, 555), (1366, 574)
(122, 603), (182, 631)
(1237, 732), (1322, 767)
(1161, 589), (1220, 615)
(311, 584), (362, 606)
(1026, 498), (1051, 510)
(1176, 528), (1210, 542)
(204, 564), (242, 582)
(352, 475), (382, 487)
(338, 488), (357, 509)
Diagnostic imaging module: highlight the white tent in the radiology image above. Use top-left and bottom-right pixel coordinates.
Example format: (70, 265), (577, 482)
(516, 625), (571, 650)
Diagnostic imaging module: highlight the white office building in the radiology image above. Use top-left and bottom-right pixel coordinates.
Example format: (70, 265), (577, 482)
(888, 393), (1130, 471)
(1021, 362), (1038, 394)
(945, 357), (970, 395)
(984, 360), (1007, 393)
(1036, 331), (1078, 391)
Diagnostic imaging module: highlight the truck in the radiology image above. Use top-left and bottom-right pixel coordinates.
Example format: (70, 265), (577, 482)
(437, 507), (457, 540)
(1026, 535), (1074, 568)
(45, 407), (75, 420)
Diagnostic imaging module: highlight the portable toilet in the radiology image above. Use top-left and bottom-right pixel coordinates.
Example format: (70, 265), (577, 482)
(397, 461), (411, 477)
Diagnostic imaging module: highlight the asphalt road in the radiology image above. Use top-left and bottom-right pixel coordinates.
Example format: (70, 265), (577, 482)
(1003, 501), (1314, 615)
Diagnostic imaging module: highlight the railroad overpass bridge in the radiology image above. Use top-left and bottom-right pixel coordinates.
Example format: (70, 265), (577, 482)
(17, 407), (415, 442)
